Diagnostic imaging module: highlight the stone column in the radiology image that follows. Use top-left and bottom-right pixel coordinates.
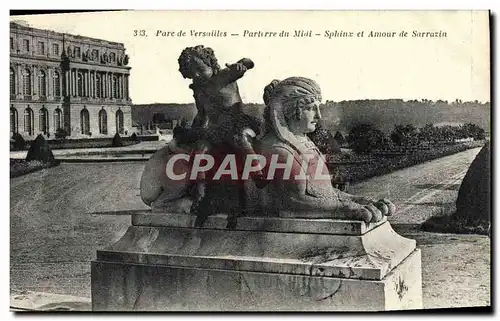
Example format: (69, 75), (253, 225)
(69, 69), (72, 96)
(76, 69), (79, 97)
(102, 72), (105, 98)
(65, 70), (70, 97)
(96, 72), (99, 98)
(101, 72), (105, 98)
(108, 73), (112, 98)
(123, 75), (127, 99)
(126, 75), (130, 99)
(71, 69), (75, 96)
(47, 68), (53, 98)
(77, 69), (80, 97)
(119, 75), (123, 98)
(90, 71), (94, 98)
(95, 72), (98, 98)
(32, 65), (38, 97)
(84, 71), (88, 97)
(17, 64), (23, 95)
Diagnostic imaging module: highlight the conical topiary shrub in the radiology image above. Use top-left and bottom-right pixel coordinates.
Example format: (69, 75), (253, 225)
(25, 134), (55, 163)
(334, 131), (346, 146)
(454, 142), (490, 225)
(11, 133), (26, 151)
(112, 133), (123, 147)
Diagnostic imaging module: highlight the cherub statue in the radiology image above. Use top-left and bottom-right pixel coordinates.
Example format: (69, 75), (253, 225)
(177, 45), (266, 228)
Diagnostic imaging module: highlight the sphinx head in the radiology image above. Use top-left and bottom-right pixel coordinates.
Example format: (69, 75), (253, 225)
(263, 77), (323, 135)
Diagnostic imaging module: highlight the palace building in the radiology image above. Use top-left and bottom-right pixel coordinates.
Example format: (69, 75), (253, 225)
(10, 21), (132, 139)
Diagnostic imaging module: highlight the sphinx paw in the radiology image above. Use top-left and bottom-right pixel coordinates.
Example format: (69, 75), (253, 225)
(365, 204), (383, 222)
(378, 198), (396, 216)
(348, 205), (372, 223)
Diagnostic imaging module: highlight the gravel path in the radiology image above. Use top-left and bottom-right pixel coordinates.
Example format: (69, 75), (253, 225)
(10, 153), (490, 309)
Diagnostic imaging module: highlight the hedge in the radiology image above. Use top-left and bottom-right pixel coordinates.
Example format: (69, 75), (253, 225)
(331, 141), (485, 184)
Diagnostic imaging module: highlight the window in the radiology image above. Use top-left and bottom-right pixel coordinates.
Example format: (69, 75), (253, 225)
(80, 108), (90, 135)
(53, 71), (61, 96)
(116, 109), (124, 134)
(23, 39), (30, 52)
(74, 46), (81, 58)
(92, 49), (99, 60)
(10, 108), (18, 134)
(54, 108), (62, 131)
(38, 41), (45, 55)
(99, 109), (108, 134)
(38, 70), (46, 96)
(24, 107), (33, 135)
(77, 72), (83, 96)
(10, 68), (15, 95)
(110, 52), (116, 62)
(52, 43), (59, 56)
(39, 108), (49, 134)
(22, 68), (31, 95)
(10, 37), (14, 50)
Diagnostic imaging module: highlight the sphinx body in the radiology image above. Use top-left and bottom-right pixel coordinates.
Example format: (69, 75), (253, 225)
(139, 74), (394, 223)
(253, 77), (395, 222)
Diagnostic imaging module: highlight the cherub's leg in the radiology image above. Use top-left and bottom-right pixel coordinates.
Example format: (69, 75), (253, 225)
(189, 140), (213, 227)
(233, 131), (270, 189)
(227, 181), (245, 229)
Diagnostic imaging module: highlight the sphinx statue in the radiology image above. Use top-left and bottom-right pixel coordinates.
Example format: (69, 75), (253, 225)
(255, 77), (395, 222)
(140, 71), (394, 223)
(102, 77), (420, 313)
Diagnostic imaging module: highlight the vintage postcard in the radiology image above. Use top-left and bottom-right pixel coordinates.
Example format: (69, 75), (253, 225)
(9, 10), (491, 312)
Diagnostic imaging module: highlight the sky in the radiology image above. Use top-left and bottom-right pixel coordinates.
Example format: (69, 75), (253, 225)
(10, 10), (490, 104)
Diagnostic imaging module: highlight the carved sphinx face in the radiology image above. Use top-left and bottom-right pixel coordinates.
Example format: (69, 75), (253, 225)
(290, 100), (322, 134)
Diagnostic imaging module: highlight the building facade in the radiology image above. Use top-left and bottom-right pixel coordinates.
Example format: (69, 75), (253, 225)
(10, 21), (133, 139)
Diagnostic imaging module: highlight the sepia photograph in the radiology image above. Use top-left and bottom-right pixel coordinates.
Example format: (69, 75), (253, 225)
(8, 9), (491, 312)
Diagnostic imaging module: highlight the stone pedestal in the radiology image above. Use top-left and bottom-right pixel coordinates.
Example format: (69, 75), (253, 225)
(91, 213), (422, 311)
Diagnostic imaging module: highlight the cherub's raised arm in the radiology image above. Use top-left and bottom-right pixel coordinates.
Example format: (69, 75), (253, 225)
(210, 58), (254, 90)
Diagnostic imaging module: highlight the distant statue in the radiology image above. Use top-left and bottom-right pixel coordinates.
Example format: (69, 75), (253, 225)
(256, 77), (395, 222)
(83, 49), (90, 62)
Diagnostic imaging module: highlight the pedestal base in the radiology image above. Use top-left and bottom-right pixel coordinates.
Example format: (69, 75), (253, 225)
(92, 249), (421, 311)
(91, 213), (423, 311)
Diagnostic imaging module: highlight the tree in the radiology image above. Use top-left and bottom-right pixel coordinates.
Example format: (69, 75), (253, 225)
(333, 131), (346, 146)
(308, 124), (341, 155)
(180, 118), (189, 128)
(461, 123), (485, 140)
(390, 124), (418, 147)
(419, 124), (437, 143)
(347, 124), (387, 154)
(55, 128), (69, 140)
(152, 113), (166, 124)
